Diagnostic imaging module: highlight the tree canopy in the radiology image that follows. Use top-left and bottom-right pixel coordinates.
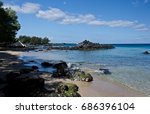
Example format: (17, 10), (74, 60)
(17, 35), (50, 45)
(0, 1), (20, 44)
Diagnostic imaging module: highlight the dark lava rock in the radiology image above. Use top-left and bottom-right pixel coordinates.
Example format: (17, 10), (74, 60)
(52, 61), (68, 77)
(52, 40), (114, 50)
(32, 65), (39, 70)
(29, 60), (35, 62)
(76, 40), (114, 50)
(143, 51), (150, 54)
(99, 68), (111, 74)
(53, 61), (68, 69)
(6, 71), (21, 82)
(4, 76), (44, 97)
(19, 68), (34, 74)
(41, 62), (53, 67)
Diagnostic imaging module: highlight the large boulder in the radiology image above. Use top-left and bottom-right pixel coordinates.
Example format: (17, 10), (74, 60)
(53, 61), (68, 69)
(52, 61), (68, 77)
(41, 62), (53, 67)
(6, 71), (21, 82)
(19, 68), (34, 74)
(70, 70), (93, 82)
(4, 75), (44, 97)
(56, 83), (81, 97)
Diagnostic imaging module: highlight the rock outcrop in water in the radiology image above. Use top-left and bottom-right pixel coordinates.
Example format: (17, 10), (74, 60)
(41, 61), (68, 77)
(52, 40), (114, 50)
(99, 68), (111, 74)
(40, 60), (93, 82)
(143, 51), (150, 55)
(76, 40), (114, 50)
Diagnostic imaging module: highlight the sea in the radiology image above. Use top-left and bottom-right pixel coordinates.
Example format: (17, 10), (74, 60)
(20, 44), (150, 96)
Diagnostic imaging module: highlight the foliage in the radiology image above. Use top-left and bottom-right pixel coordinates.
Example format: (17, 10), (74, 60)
(0, 1), (20, 44)
(17, 35), (50, 45)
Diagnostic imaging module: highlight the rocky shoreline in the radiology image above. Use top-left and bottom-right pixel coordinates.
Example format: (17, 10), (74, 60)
(0, 50), (147, 97)
(51, 40), (114, 50)
(0, 51), (93, 97)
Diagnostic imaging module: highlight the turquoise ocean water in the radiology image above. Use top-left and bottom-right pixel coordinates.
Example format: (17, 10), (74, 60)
(20, 44), (150, 96)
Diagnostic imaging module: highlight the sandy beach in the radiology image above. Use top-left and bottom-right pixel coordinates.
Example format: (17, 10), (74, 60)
(0, 50), (147, 97)
(0, 51), (23, 80)
(46, 75), (146, 97)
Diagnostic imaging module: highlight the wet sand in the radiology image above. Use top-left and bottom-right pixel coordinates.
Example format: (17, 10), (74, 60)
(72, 75), (146, 97)
(0, 51), (23, 79)
(0, 50), (147, 97)
(46, 75), (146, 97)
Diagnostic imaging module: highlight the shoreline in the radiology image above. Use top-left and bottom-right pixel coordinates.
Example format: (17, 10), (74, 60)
(0, 50), (147, 97)
(46, 74), (146, 97)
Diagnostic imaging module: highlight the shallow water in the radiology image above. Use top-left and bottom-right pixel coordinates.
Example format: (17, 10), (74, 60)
(20, 44), (150, 95)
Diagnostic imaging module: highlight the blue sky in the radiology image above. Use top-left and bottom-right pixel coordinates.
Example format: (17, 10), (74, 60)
(2, 0), (150, 43)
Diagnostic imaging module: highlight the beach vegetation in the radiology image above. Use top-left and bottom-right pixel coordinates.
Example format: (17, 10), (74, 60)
(17, 35), (50, 45)
(0, 1), (20, 45)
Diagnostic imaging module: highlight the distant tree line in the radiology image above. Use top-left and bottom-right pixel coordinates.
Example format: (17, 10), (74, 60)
(17, 35), (50, 45)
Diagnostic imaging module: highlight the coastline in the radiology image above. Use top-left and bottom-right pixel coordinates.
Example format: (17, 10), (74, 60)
(46, 74), (146, 97)
(0, 50), (147, 97)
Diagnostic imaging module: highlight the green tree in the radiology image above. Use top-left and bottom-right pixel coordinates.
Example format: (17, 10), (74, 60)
(0, 1), (20, 44)
(17, 35), (50, 45)
(18, 35), (31, 44)
(42, 37), (50, 44)
(30, 36), (42, 45)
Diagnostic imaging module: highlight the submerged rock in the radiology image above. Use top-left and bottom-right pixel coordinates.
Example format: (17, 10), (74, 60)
(29, 60), (35, 62)
(32, 65), (39, 70)
(143, 51), (150, 54)
(99, 68), (111, 74)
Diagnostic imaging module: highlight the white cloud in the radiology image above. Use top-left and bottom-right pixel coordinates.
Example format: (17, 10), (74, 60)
(144, 0), (149, 3)
(3, 2), (149, 31)
(36, 7), (66, 21)
(3, 2), (40, 14)
(36, 8), (96, 24)
(36, 7), (149, 31)
(61, 14), (96, 24)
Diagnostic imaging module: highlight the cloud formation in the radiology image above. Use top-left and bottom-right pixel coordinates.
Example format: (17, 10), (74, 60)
(36, 7), (149, 31)
(3, 2), (149, 31)
(3, 2), (40, 14)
